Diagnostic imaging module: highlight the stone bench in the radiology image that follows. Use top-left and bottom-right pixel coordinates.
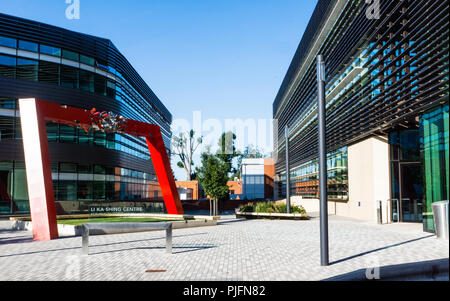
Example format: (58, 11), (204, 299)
(81, 222), (172, 255)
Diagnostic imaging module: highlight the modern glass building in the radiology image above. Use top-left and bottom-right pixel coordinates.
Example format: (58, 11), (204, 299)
(273, 0), (449, 232)
(0, 13), (172, 215)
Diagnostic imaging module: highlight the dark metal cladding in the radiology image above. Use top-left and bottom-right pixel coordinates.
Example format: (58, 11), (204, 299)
(0, 12), (172, 123)
(273, 0), (449, 174)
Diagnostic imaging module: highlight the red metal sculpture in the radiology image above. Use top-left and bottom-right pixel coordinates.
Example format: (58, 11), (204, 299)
(18, 98), (183, 241)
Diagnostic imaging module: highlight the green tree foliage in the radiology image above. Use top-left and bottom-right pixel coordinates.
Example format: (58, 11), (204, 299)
(216, 131), (240, 179)
(196, 148), (230, 202)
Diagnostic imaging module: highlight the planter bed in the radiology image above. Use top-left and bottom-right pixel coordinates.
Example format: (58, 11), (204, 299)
(9, 213), (219, 237)
(236, 211), (310, 220)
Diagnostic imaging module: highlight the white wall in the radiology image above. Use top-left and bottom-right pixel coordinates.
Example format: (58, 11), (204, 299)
(343, 135), (390, 222)
(279, 136), (391, 222)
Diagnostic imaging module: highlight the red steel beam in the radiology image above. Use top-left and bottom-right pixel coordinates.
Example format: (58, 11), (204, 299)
(19, 98), (183, 241)
(18, 99), (59, 240)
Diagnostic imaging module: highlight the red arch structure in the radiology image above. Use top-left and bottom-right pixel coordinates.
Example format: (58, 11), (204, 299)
(18, 98), (183, 241)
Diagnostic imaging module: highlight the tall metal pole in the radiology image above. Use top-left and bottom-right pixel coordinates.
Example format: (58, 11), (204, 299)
(317, 55), (329, 266)
(285, 126), (291, 213)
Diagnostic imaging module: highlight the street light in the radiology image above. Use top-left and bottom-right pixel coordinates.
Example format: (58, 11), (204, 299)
(317, 54), (329, 266)
(285, 126), (291, 214)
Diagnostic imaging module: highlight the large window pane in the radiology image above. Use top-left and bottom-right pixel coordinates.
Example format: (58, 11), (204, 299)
(78, 128), (93, 145)
(93, 181), (105, 200)
(79, 70), (94, 92)
(60, 65), (78, 88)
(78, 181), (93, 200)
(94, 74), (106, 95)
(58, 181), (77, 201)
(59, 124), (77, 143)
(16, 58), (38, 81)
(38, 61), (59, 85)
(18, 40), (38, 52)
(0, 161), (13, 214)
(60, 163), (77, 173)
(0, 36), (16, 48)
(420, 105), (449, 232)
(40, 44), (61, 57)
(62, 49), (79, 61)
(0, 54), (16, 78)
(0, 116), (15, 140)
(80, 54), (95, 66)
(46, 122), (58, 142)
(106, 81), (115, 98)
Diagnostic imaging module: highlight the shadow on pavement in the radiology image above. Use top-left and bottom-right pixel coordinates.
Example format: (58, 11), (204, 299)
(324, 258), (449, 281)
(90, 244), (217, 256)
(330, 234), (436, 265)
(0, 232), (208, 257)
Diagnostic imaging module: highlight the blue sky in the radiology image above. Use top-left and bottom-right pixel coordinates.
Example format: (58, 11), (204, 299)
(1, 0), (317, 179)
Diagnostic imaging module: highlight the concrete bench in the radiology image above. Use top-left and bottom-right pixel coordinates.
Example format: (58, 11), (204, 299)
(81, 222), (172, 255)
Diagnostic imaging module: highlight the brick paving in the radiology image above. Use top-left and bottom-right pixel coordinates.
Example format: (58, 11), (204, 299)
(0, 215), (448, 281)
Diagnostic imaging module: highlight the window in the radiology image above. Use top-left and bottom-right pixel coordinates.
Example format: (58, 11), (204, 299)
(0, 54), (16, 78)
(59, 124), (77, 143)
(79, 70), (94, 93)
(60, 163), (77, 173)
(94, 165), (106, 175)
(78, 128), (93, 145)
(18, 40), (38, 52)
(80, 54), (95, 66)
(46, 122), (58, 142)
(62, 49), (79, 61)
(94, 74), (106, 95)
(58, 181), (77, 201)
(16, 58), (38, 81)
(78, 165), (92, 174)
(0, 116), (15, 140)
(93, 181), (106, 200)
(106, 81), (116, 98)
(77, 181), (93, 200)
(40, 44), (61, 57)
(60, 65), (78, 88)
(0, 36), (16, 48)
(38, 61), (59, 85)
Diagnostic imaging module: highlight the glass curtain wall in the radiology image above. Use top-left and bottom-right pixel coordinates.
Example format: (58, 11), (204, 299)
(420, 104), (449, 232)
(279, 147), (348, 200)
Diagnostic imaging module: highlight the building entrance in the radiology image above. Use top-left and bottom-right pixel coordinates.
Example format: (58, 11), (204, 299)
(390, 129), (423, 223)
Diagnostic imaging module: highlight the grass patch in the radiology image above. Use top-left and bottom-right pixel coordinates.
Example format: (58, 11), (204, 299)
(57, 217), (178, 226)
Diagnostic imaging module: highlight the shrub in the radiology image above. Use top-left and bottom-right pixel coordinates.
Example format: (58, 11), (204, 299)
(238, 201), (306, 215)
(239, 203), (255, 212)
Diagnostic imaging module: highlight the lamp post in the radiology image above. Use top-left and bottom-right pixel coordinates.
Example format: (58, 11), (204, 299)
(317, 54), (329, 266)
(285, 126), (291, 214)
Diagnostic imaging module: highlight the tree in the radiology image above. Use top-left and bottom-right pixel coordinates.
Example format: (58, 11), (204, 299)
(216, 131), (240, 179)
(171, 129), (202, 181)
(196, 148), (230, 213)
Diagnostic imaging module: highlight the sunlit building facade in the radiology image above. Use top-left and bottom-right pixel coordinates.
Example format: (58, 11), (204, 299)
(0, 14), (172, 214)
(273, 0), (449, 232)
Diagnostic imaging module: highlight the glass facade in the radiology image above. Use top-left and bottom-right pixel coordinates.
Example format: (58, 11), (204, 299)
(420, 104), (449, 232)
(0, 160), (164, 214)
(0, 27), (173, 215)
(279, 147), (348, 200)
(0, 35), (172, 146)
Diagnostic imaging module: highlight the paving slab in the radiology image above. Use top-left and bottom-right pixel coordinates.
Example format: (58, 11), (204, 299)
(0, 216), (448, 281)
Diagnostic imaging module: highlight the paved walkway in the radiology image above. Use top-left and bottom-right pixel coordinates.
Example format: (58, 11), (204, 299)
(0, 215), (448, 281)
